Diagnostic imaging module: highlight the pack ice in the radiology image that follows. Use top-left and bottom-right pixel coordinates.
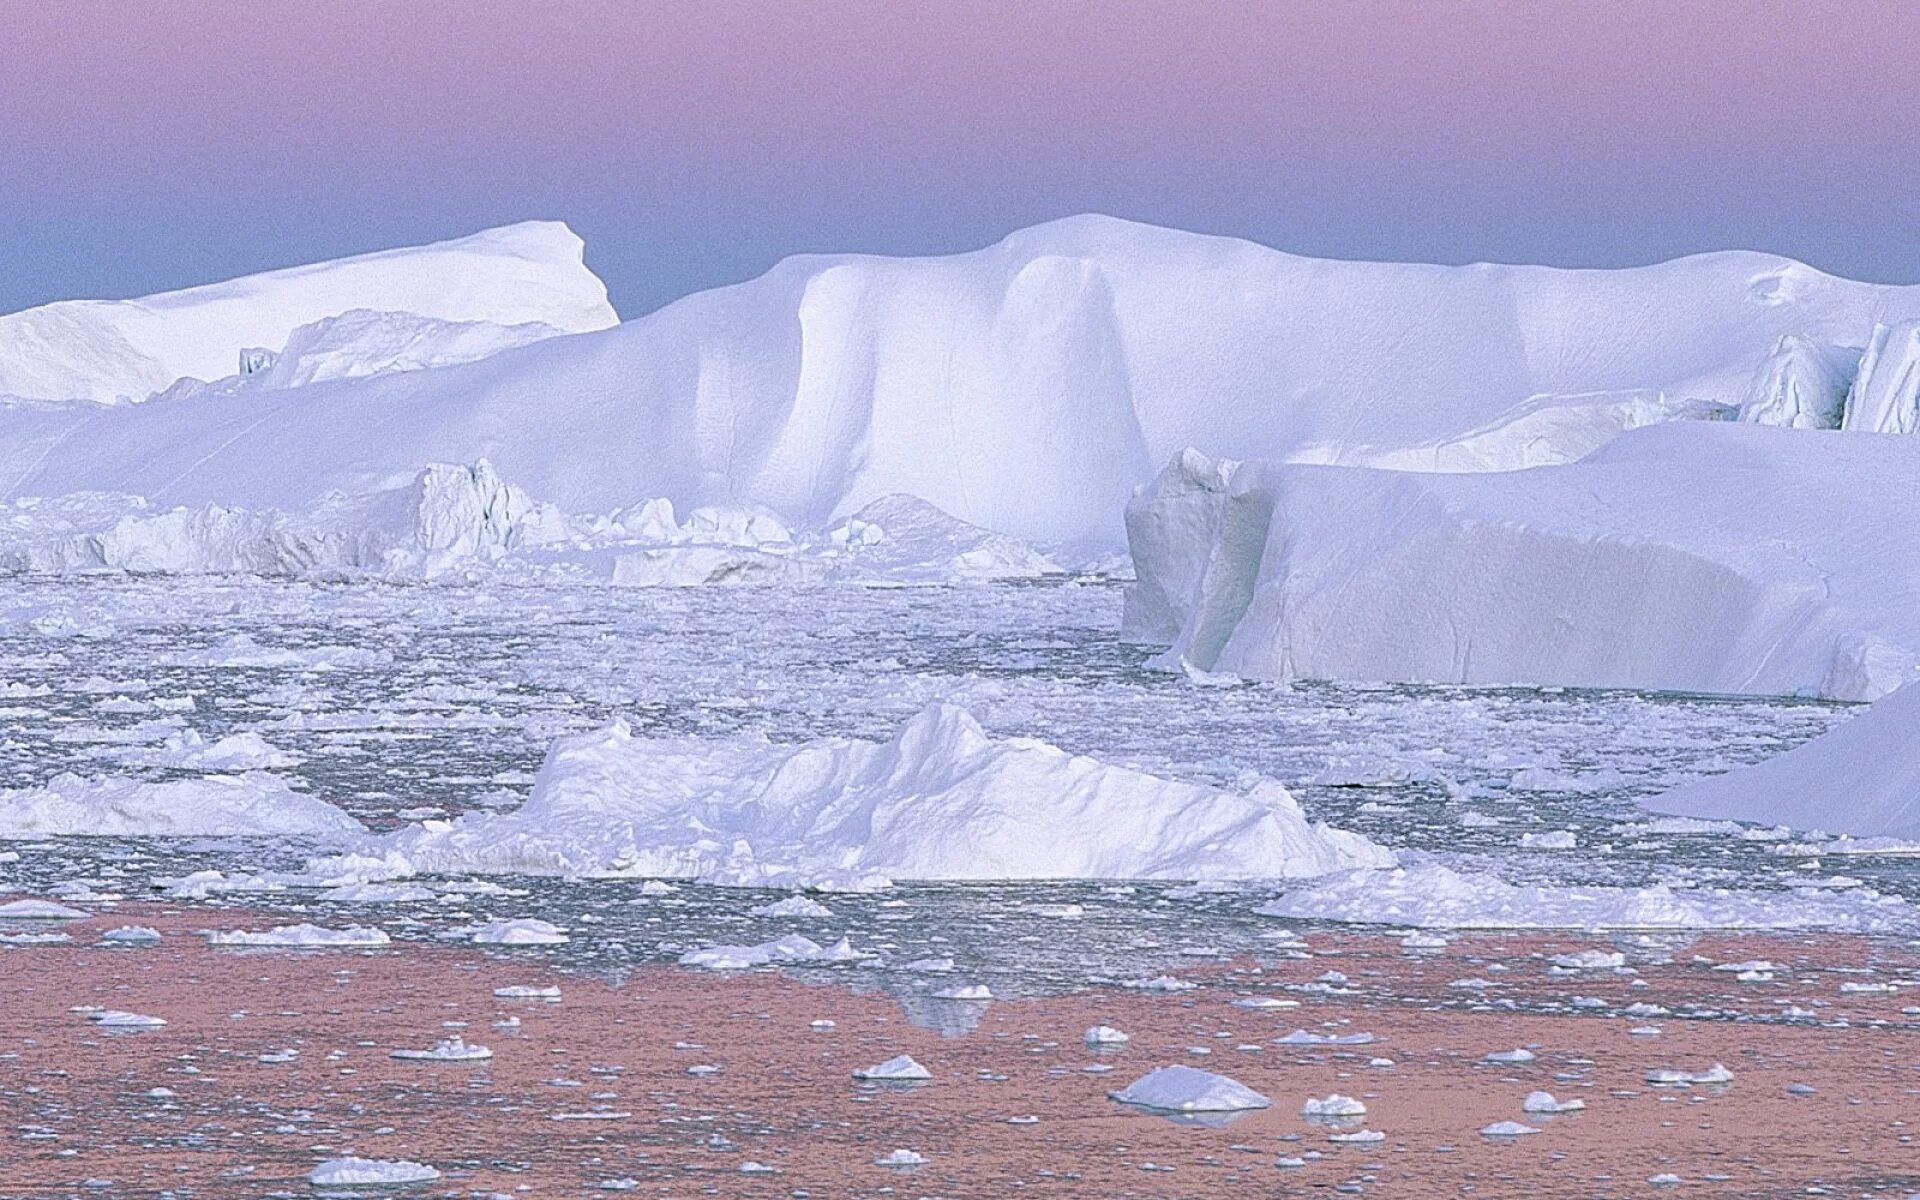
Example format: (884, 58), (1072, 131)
(322, 702), (1391, 887)
(11, 215), (1920, 546)
(0, 221), (614, 406)
(1125, 424), (1920, 700)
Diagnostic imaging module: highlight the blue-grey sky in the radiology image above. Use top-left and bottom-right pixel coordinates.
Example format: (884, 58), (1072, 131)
(8, 0), (1920, 319)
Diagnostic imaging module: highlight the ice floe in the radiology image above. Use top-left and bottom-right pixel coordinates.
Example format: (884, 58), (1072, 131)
(1108, 1065), (1271, 1112)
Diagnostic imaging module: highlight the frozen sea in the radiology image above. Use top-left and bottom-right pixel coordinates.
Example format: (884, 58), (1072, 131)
(2, 577), (1911, 1005)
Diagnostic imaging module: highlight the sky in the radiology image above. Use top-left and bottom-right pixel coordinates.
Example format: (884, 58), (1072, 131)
(7, 0), (1920, 318)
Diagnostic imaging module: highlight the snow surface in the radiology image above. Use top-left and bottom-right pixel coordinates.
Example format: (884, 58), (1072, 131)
(0, 221), (614, 405)
(1125, 425), (1920, 700)
(1647, 684), (1920, 839)
(13, 215), (1920, 546)
(317, 702), (1391, 887)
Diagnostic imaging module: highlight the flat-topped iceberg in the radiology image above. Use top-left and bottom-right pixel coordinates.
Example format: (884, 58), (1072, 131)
(317, 702), (1390, 888)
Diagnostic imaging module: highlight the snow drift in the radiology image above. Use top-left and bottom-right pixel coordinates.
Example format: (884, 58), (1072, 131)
(1125, 423), (1920, 701)
(315, 702), (1392, 887)
(0, 221), (615, 405)
(1646, 684), (1920, 839)
(11, 215), (1920, 545)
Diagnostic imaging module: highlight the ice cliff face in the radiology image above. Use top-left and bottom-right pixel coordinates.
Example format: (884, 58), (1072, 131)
(13, 215), (1920, 546)
(1124, 423), (1920, 702)
(0, 221), (615, 405)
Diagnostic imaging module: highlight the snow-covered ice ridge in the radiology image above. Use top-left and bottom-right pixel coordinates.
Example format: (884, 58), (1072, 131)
(0, 221), (615, 406)
(12, 214), (1920, 545)
(1126, 424), (1920, 701)
(313, 702), (1393, 888)
(0, 461), (1065, 585)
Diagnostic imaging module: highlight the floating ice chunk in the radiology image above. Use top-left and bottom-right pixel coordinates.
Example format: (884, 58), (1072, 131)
(0, 772), (361, 839)
(321, 883), (436, 903)
(1401, 932), (1449, 951)
(100, 926), (161, 944)
(1481, 1120), (1541, 1137)
(468, 918), (568, 945)
(1483, 1049), (1536, 1065)
(932, 985), (991, 1001)
(1262, 860), (1908, 932)
(853, 1055), (931, 1081)
(1276, 1030), (1375, 1046)
(898, 957), (955, 973)
(493, 985), (561, 1000)
(117, 729), (301, 771)
(87, 1010), (165, 1028)
(1108, 1065), (1271, 1113)
(0, 899), (89, 920)
(204, 924), (389, 948)
(873, 1149), (927, 1167)
(1520, 830), (1578, 850)
(1232, 996), (1300, 1009)
(679, 933), (871, 970)
(1646, 1063), (1733, 1086)
(1549, 950), (1625, 970)
(1084, 1025), (1131, 1046)
(1302, 1094), (1366, 1117)
(391, 1036), (492, 1062)
(1522, 1091), (1585, 1114)
(308, 1157), (440, 1186)
(1123, 975), (1196, 992)
(1328, 1129), (1385, 1143)
(749, 895), (833, 918)
(336, 703), (1391, 886)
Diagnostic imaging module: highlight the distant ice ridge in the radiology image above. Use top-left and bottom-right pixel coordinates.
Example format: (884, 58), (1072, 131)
(311, 702), (1392, 888)
(0, 461), (1064, 585)
(0, 221), (615, 405)
(16, 215), (1920, 546)
(1262, 860), (1909, 932)
(1646, 683), (1920, 840)
(0, 772), (363, 840)
(1124, 423), (1920, 701)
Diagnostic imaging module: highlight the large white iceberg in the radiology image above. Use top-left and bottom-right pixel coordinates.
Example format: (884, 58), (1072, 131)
(319, 702), (1391, 886)
(1646, 684), (1920, 839)
(1124, 423), (1920, 700)
(0, 221), (615, 406)
(9, 215), (1920, 546)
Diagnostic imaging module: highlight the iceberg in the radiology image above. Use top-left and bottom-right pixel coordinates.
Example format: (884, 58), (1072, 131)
(1646, 684), (1920, 839)
(12, 215), (1920, 547)
(0, 772), (363, 839)
(1124, 423), (1920, 700)
(315, 702), (1391, 887)
(0, 221), (614, 406)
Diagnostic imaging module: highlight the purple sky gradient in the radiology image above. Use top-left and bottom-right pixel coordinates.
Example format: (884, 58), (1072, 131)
(7, 0), (1920, 316)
